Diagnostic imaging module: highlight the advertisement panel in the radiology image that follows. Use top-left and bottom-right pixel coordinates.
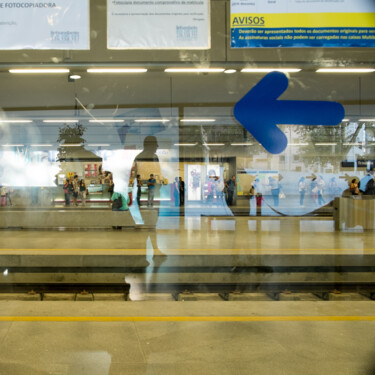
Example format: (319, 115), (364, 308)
(107, 0), (210, 49)
(231, 0), (375, 48)
(0, 0), (90, 50)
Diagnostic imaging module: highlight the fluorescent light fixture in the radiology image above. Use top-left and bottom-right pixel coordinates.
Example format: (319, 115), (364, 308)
(2, 144), (24, 147)
(134, 119), (170, 123)
(231, 143), (253, 146)
(288, 143), (309, 146)
(343, 143), (362, 146)
(87, 68), (147, 73)
(43, 120), (79, 123)
(59, 143), (81, 147)
(174, 143), (197, 146)
(165, 68), (225, 73)
(316, 68), (375, 73)
(9, 69), (69, 74)
(315, 143), (337, 146)
(342, 119), (350, 122)
(241, 68), (301, 73)
(203, 143), (225, 146)
(30, 144), (53, 147)
(89, 119), (124, 123)
(224, 69), (237, 74)
(69, 74), (81, 80)
(0, 120), (32, 123)
(359, 119), (375, 122)
(180, 119), (216, 123)
(88, 144), (110, 147)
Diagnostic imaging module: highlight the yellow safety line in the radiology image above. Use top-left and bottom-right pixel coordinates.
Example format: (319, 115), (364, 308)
(0, 316), (374, 322)
(0, 248), (373, 252)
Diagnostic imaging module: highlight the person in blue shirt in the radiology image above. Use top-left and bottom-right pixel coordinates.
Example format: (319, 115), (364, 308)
(147, 173), (156, 207)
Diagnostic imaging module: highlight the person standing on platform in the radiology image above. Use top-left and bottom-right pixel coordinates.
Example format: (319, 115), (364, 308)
(179, 177), (185, 206)
(72, 175), (79, 206)
(226, 175), (237, 206)
(147, 173), (156, 208)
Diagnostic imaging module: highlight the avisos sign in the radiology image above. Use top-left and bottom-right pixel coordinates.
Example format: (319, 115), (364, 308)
(231, 0), (375, 48)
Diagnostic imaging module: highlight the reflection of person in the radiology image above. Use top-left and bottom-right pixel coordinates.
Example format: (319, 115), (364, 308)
(136, 174), (142, 207)
(311, 178), (318, 205)
(298, 177), (306, 207)
(226, 175), (237, 206)
(147, 174), (156, 207)
(249, 185), (255, 213)
(173, 177), (180, 206)
(317, 176), (325, 205)
(179, 177), (185, 206)
(63, 179), (70, 206)
(131, 135), (165, 258)
(269, 176), (280, 207)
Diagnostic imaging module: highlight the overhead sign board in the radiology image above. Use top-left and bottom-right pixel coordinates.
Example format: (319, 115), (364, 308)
(0, 0), (90, 50)
(107, 0), (210, 49)
(231, 0), (375, 48)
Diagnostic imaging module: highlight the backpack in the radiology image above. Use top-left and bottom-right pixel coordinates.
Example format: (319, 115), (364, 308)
(112, 195), (123, 210)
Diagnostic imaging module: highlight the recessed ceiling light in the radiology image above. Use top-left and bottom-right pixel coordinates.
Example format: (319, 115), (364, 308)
(89, 120), (125, 123)
(2, 144), (24, 147)
(231, 143), (253, 146)
(343, 143), (362, 146)
(69, 74), (81, 80)
(9, 69), (69, 74)
(59, 143), (82, 147)
(180, 119), (216, 123)
(30, 144), (53, 147)
(241, 68), (301, 73)
(342, 119), (350, 122)
(288, 143), (309, 146)
(43, 120), (79, 123)
(88, 144), (111, 147)
(0, 120), (32, 123)
(316, 68), (375, 73)
(315, 143), (337, 146)
(87, 68), (147, 73)
(165, 68), (225, 73)
(134, 119), (170, 123)
(359, 119), (375, 122)
(224, 69), (237, 74)
(203, 143), (225, 146)
(174, 143), (197, 146)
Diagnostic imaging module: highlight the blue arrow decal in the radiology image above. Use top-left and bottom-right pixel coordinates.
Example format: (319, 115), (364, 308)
(233, 71), (345, 154)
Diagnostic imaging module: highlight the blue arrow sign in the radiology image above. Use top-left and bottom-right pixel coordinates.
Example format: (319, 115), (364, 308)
(233, 71), (345, 154)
